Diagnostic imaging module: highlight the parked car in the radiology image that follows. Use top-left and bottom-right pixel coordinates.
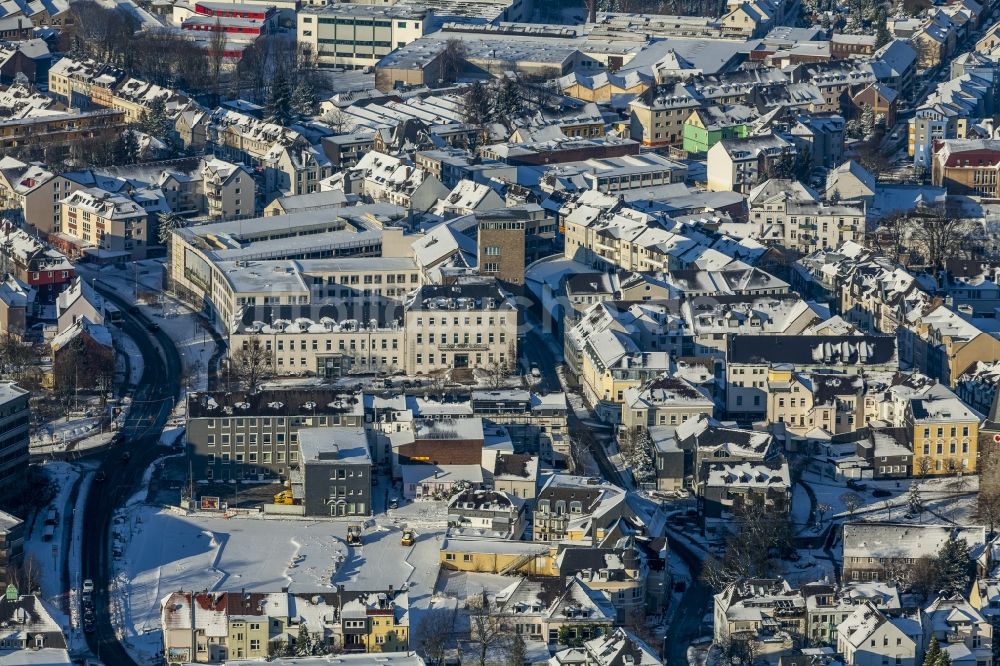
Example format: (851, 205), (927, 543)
(120, 451), (131, 463)
(872, 488), (892, 498)
(95, 471), (106, 483)
(82, 579), (94, 593)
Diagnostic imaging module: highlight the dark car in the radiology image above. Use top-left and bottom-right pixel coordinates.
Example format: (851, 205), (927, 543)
(872, 488), (892, 498)
(95, 471), (106, 483)
(128, 305), (139, 314)
(121, 451), (131, 463)
(146, 322), (160, 332)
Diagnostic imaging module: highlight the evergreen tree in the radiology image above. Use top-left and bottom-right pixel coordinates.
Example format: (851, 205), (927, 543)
(112, 129), (139, 165)
(291, 77), (316, 118)
(907, 483), (923, 516)
(495, 78), (524, 120)
(937, 538), (972, 594)
(938, 651), (952, 666)
(462, 81), (493, 128)
(294, 624), (312, 657)
(874, 8), (891, 48)
(137, 96), (171, 140)
(923, 636), (941, 666)
(860, 105), (876, 140)
(265, 68), (294, 126)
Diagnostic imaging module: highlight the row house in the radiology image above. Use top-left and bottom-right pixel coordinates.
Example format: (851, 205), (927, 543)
(207, 109), (332, 199)
(160, 589), (409, 663)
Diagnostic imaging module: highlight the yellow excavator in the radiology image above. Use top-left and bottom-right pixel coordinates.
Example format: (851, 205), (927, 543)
(400, 529), (415, 546)
(346, 523), (363, 546)
(273, 490), (296, 505)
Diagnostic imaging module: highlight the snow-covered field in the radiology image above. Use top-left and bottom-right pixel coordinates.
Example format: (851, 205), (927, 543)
(113, 504), (447, 662)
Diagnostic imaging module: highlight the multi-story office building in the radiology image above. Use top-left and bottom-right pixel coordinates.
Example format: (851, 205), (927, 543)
(300, 427), (372, 517)
(403, 283), (518, 375)
(477, 210), (526, 289)
(184, 389), (364, 482)
(0, 383), (28, 488)
(0, 510), (23, 580)
(297, 5), (430, 69)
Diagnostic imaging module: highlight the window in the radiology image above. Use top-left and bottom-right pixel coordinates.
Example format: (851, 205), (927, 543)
(484, 245), (501, 255)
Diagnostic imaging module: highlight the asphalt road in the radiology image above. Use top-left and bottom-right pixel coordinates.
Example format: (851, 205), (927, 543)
(80, 286), (183, 666)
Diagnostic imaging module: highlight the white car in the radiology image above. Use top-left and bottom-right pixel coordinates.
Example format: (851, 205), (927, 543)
(82, 579), (94, 594)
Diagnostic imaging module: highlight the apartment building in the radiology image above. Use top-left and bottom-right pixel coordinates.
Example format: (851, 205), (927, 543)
(207, 109), (332, 198)
(726, 334), (898, 418)
(0, 157), (73, 234)
(621, 376), (715, 431)
(532, 475), (633, 544)
(765, 368), (868, 436)
(909, 73), (994, 167)
(57, 187), (148, 260)
(837, 602), (921, 666)
(297, 5), (430, 69)
(683, 293), (823, 357)
(0, 221), (74, 302)
(0, 109), (127, 160)
(184, 389), (365, 482)
(841, 523), (986, 583)
(706, 133), (797, 193)
(201, 158), (255, 220)
(0, 383), (28, 488)
(0, 510), (22, 583)
(906, 394), (980, 474)
(403, 283), (518, 376)
(628, 84), (702, 147)
(749, 179), (866, 252)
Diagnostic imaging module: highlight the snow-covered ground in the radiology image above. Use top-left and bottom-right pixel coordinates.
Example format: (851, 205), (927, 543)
(113, 503), (448, 663)
(31, 416), (111, 454)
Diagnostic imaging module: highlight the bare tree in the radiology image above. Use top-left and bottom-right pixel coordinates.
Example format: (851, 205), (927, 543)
(322, 107), (351, 134)
(979, 444), (1000, 534)
(417, 609), (456, 666)
(906, 208), (978, 270)
(917, 456), (933, 478)
(207, 17), (228, 104)
(909, 555), (940, 599)
(699, 504), (793, 591)
(485, 360), (509, 389)
(229, 335), (271, 393)
(465, 592), (519, 666)
(439, 39), (467, 85)
(840, 491), (864, 516)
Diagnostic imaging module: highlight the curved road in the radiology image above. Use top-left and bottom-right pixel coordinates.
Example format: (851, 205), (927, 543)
(81, 286), (183, 666)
